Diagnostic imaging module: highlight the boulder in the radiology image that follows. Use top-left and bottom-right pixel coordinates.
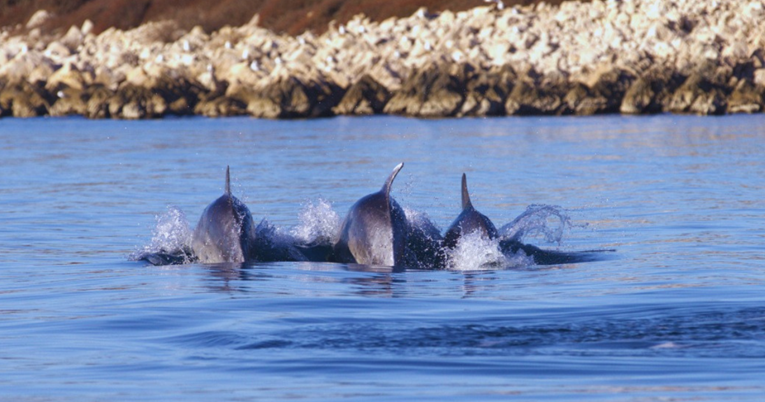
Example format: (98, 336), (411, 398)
(458, 65), (515, 117)
(49, 87), (88, 116)
(384, 62), (467, 117)
(107, 85), (167, 119)
(505, 73), (570, 115)
(151, 76), (206, 116)
(727, 80), (764, 114)
(666, 70), (729, 115)
(235, 76), (344, 119)
(194, 93), (247, 117)
(86, 85), (114, 119)
(0, 82), (51, 118)
(620, 68), (685, 114)
(587, 68), (636, 114)
(333, 74), (391, 115)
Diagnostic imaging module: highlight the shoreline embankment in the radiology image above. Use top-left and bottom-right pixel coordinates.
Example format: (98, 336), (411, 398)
(2, 0), (765, 119)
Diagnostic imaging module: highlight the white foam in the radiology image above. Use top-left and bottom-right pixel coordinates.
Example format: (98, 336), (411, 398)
(289, 199), (341, 245)
(130, 206), (192, 261)
(446, 232), (532, 271)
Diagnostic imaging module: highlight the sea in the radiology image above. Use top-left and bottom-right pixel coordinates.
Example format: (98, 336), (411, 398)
(1, 114), (763, 401)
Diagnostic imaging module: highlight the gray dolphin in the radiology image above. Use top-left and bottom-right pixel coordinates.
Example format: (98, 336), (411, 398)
(191, 166), (257, 263)
(443, 173), (499, 249)
(332, 163), (408, 266)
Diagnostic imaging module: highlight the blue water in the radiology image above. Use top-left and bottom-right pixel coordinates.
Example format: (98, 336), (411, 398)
(1, 115), (764, 400)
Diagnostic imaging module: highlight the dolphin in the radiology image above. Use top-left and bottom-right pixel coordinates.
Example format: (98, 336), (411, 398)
(443, 173), (499, 249)
(332, 163), (408, 266)
(442, 173), (610, 265)
(191, 166), (257, 263)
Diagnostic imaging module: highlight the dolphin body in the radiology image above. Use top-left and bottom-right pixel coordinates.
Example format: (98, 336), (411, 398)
(332, 163), (408, 266)
(191, 166), (258, 263)
(444, 173), (611, 265)
(443, 173), (499, 249)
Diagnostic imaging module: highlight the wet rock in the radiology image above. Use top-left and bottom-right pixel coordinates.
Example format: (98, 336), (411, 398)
(666, 70), (729, 115)
(152, 76), (206, 116)
(0, 82), (50, 117)
(49, 87), (88, 116)
(86, 85), (113, 119)
(237, 76), (344, 119)
(384, 63), (467, 117)
(333, 75), (391, 115)
(505, 73), (570, 116)
(621, 69), (685, 114)
(107, 85), (167, 119)
(194, 94), (247, 117)
(727, 80), (764, 114)
(563, 82), (603, 115)
(586, 68), (636, 114)
(458, 65), (515, 117)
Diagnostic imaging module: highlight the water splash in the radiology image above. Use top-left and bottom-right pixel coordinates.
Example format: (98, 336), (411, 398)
(498, 204), (574, 245)
(289, 198), (340, 246)
(129, 206), (194, 264)
(445, 232), (532, 271)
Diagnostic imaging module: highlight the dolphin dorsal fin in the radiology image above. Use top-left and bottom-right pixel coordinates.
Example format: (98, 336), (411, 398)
(225, 166), (231, 195)
(381, 162), (404, 202)
(461, 173), (473, 210)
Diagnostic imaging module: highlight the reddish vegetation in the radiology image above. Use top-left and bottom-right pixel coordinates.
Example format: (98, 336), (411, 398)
(0, 0), (575, 36)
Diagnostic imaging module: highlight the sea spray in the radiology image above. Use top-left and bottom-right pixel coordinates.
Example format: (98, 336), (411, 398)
(445, 232), (533, 270)
(289, 198), (341, 246)
(129, 206), (194, 264)
(499, 204), (573, 245)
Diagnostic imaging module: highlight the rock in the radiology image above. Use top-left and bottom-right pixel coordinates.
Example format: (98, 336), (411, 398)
(194, 95), (247, 117)
(727, 80), (764, 114)
(587, 68), (636, 114)
(46, 63), (88, 92)
(152, 76), (206, 116)
(621, 68), (684, 114)
(458, 65), (515, 117)
(0, 82), (51, 117)
(5, 0), (765, 120)
(384, 63), (468, 117)
(86, 85), (114, 119)
(505, 72), (570, 115)
(236, 76), (344, 119)
(107, 85), (167, 119)
(563, 82), (603, 115)
(60, 26), (84, 51)
(49, 87), (88, 116)
(666, 70), (729, 115)
(82, 20), (94, 36)
(26, 10), (53, 29)
(333, 74), (391, 115)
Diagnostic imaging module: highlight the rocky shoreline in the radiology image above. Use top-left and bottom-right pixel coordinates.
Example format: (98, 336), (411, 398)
(2, 0), (765, 119)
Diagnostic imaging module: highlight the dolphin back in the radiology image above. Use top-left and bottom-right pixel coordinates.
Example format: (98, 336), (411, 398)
(334, 163), (408, 266)
(191, 167), (257, 263)
(444, 173), (498, 249)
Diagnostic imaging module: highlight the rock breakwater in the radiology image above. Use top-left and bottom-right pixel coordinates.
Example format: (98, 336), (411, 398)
(2, 0), (765, 119)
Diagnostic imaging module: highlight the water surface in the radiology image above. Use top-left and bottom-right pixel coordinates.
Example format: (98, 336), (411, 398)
(1, 115), (764, 400)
